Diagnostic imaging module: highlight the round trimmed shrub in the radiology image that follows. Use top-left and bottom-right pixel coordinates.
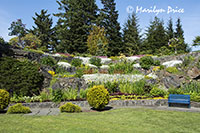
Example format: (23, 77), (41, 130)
(89, 57), (102, 68)
(139, 56), (154, 70)
(0, 57), (44, 96)
(7, 103), (31, 114)
(59, 103), (82, 113)
(71, 58), (82, 67)
(0, 89), (10, 110)
(87, 85), (109, 110)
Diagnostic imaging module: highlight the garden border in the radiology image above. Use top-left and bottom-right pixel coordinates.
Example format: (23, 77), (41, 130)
(9, 99), (200, 108)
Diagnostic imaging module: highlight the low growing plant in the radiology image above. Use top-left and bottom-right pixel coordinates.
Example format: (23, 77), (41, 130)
(0, 89), (10, 110)
(89, 57), (102, 68)
(166, 67), (179, 74)
(59, 102), (82, 113)
(150, 87), (166, 97)
(7, 103), (31, 114)
(139, 56), (154, 70)
(71, 58), (82, 67)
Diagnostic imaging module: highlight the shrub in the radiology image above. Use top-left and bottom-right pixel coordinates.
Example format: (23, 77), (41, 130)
(150, 87), (166, 97)
(62, 88), (78, 100)
(166, 67), (179, 74)
(132, 80), (146, 95)
(87, 85), (109, 110)
(181, 81), (200, 93)
(60, 102), (82, 113)
(190, 93), (200, 102)
(0, 57), (44, 96)
(89, 57), (102, 68)
(52, 89), (63, 103)
(0, 89), (10, 110)
(168, 88), (184, 94)
(80, 89), (89, 99)
(108, 61), (138, 74)
(7, 103), (31, 114)
(154, 60), (160, 66)
(71, 58), (82, 67)
(40, 56), (56, 67)
(139, 56), (154, 70)
(75, 68), (84, 78)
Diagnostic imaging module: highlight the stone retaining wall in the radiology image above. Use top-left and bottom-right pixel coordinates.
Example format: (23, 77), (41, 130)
(9, 99), (200, 108)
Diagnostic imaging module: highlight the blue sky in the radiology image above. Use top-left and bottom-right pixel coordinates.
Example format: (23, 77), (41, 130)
(0, 0), (200, 50)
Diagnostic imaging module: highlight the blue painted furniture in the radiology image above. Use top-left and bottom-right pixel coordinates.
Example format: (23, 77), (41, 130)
(168, 94), (190, 108)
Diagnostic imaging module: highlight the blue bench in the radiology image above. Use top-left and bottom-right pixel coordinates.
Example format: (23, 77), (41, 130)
(168, 94), (190, 108)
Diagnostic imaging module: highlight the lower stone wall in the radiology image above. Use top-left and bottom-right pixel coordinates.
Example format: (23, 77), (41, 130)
(10, 100), (200, 108)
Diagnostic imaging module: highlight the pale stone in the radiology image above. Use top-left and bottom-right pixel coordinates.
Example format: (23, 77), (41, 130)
(162, 60), (182, 68)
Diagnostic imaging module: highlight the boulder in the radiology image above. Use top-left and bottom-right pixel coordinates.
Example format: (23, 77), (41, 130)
(187, 67), (200, 79)
(161, 74), (181, 89)
(52, 77), (88, 91)
(57, 62), (71, 69)
(162, 60), (182, 68)
(133, 63), (141, 68)
(39, 66), (53, 88)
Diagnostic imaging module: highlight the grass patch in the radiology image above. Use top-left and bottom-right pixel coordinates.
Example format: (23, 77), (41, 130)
(0, 108), (200, 132)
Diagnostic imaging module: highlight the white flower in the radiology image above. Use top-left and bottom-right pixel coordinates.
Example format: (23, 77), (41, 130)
(162, 60), (182, 68)
(57, 62), (71, 69)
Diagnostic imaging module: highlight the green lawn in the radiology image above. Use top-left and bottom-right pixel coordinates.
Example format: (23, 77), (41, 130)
(0, 108), (200, 133)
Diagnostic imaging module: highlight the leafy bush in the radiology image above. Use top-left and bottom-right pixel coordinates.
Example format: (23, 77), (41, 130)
(104, 81), (119, 93)
(139, 56), (154, 70)
(40, 56), (56, 67)
(154, 60), (160, 66)
(71, 58), (82, 67)
(7, 103), (31, 114)
(52, 89), (63, 102)
(190, 93), (200, 102)
(181, 81), (200, 93)
(166, 67), (179, 74)
(132, 80), (146, 95)
(62, 88), (78, 100)
(0, 89), (10, 110)
(59, 102), (81, 113)
(75, 68), (84, 78)
(182, 55), (195, 68)
(168, 88), (184, 94)
(87, 85), (109, 110)
(89, 57), (102, 68)
(108, 61), (138, 74)
(119, 82), (134, 94)
(80, 89), (89, 99)
(150, 87), (166, 97)
(0, 57), (44, 96)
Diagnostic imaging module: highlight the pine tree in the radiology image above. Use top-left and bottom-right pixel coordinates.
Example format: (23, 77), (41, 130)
(99, 0), (122, 56)
(143, 17), (168, 54)
(32, 9), (53, 52)
(174, 18), (187, 53)
(166, 18), (174, 40)
(54, 0), (98, 53)
(122, 13), (141, 56)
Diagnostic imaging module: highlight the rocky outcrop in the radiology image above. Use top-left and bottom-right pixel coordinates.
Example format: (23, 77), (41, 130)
(187, 67), (200, 79)
(52, 77), (88, 91)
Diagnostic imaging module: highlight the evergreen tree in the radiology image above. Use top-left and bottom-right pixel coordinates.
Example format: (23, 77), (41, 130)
(122, 13), (141, 56)
(166, 18), (174, 40)
(99, 0), (122, 56)
(32, 9), (53, 52)
(8, 19), (27, 47)
(54, 0), (98, 53)
(174, 18), (188, 53)
(143, 17), (168, 54)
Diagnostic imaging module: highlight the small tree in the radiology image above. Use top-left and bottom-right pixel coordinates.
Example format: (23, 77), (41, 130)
(23, 33), (41, 50)
(193, 36), (200, 46)
(87, 25), (108, 55)
(168, 38), (183, 54)
(8, 19), (27, 47)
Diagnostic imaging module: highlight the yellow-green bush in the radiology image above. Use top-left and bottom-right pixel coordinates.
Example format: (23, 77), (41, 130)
(87, 85), (109, 110)
(59, 102), (81, 113)
(7, 103), (31, 114)
(0, 89), (10, 110)
(166, 67), (179, 74)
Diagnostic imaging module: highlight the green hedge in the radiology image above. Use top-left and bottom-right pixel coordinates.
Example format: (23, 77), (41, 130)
(0, 57), (44, 96)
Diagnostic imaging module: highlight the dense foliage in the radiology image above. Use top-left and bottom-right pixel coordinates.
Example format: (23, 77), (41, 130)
(7, 103), (31, 114)
(0, 57), (44, 96)
(87, 85), (109, 110)
(139, 56), (154, 70)
(0, 89), (10, 110)
(89, 57), (102, 68)
(59, 102), (82, 113)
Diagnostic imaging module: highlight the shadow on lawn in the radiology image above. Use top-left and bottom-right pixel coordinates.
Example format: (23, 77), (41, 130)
(0, 110), (7, 114)
(91, 106), (113, 112)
